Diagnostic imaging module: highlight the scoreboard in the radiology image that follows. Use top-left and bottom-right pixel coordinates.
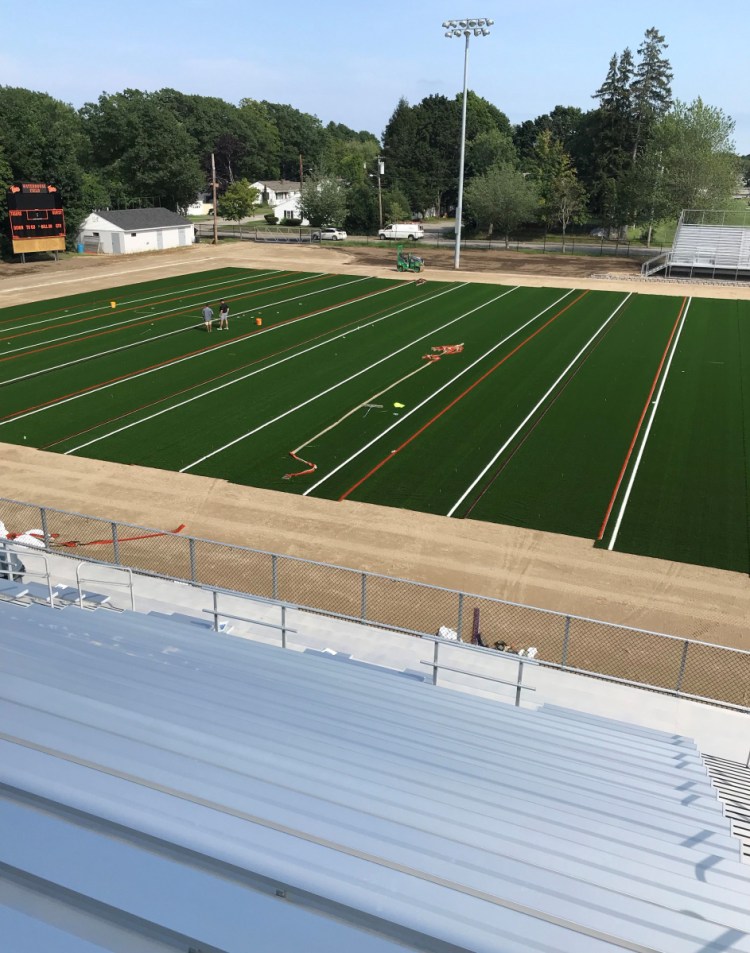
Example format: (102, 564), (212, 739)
(6, 183), (66, 254)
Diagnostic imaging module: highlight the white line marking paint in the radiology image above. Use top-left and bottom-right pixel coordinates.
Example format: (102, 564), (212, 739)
(64, 284), (465, 456)
(607, 297), (692, 551)
(447, 293), (632, 517)
(0, 271), (331, 360)
(178, 283), (471, 471)
(0, 255), (225, 294)
(0, 275), (375, 389)
(1, 269), (281, 334)
(304, 289), (580, 497)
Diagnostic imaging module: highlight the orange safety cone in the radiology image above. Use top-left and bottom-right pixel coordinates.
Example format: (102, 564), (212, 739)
(255, 317), (262, 327)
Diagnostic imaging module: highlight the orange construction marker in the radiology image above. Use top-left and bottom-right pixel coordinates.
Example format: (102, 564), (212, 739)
(255, 317), (262, 327)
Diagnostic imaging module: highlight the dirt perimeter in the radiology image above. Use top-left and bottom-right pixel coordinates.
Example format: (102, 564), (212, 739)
(2, 242), (750, 652)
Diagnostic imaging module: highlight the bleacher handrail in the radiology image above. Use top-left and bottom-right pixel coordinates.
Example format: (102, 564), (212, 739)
(2, 496), (750, 710)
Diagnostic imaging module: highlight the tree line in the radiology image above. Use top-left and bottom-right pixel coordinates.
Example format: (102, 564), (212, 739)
(0, 26), (746, 253)
(381, 28), (743, 246)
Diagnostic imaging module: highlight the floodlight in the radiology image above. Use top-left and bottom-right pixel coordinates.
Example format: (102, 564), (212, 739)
(440, 16), (492, 270)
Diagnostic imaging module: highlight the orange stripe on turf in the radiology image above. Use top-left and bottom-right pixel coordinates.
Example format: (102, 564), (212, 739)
(596, 296), (688, 542)
(2, 283), (405, 425)
(338, 291), (589, 502)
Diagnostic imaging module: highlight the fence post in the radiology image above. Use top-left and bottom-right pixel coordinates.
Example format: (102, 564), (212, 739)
(456, 592), (464, 642)
(432, 639), (440, 686)
(561, 615), (571, 667)
(111, 522), (120, 565)
(272, 555), (279, 600)
(360, 572), (367, 620)
(676, 640), (690, 693)
(212, 589), (219, 632)
(189, 537), (197, 583)
(281, 605), (287, 649)
(40, 507), (50, 546)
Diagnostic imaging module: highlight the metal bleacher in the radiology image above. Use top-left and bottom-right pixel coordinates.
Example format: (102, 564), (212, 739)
(642, 210), (750, 279)
(3, 584), (750, 952)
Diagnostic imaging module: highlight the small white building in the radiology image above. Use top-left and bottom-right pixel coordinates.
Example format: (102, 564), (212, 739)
(77, 208), (194, 255)
(184, 191), (212, 216)
(251, 179), (307, 223)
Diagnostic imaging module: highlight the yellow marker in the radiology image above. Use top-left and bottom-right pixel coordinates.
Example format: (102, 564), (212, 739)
(393, 402), (405, 409)
(110, 300), (117, 309)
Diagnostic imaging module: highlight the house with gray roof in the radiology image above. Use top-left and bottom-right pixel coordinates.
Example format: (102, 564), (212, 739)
(77, 207), (194, 255)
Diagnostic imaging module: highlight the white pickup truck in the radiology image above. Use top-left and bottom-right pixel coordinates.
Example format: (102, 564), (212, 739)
(378, 223), (424, 241)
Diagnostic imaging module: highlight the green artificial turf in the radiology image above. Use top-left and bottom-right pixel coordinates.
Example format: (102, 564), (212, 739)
(2, 266), (749, 575)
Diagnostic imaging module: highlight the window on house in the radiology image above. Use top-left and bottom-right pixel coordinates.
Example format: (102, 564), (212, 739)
(131, 233), (137, 237)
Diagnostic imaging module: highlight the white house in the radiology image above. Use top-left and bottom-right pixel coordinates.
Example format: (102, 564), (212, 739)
(77, 208), (194, 255)
(251, 179), (308, 224)
(184, 191), (212, 216)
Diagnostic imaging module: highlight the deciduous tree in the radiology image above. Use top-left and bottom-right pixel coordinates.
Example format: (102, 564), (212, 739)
(299, 172), (348, 227)
(217, 179), (258, 233)
(464, 164), (538, 246)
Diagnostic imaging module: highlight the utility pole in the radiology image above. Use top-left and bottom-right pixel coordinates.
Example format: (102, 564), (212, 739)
(376, 157), (384, 229)
(211, 152), (218, 245)
(299, 153), (304, 185)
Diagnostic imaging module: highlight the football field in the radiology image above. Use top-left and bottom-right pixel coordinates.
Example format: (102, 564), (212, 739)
(2, 265), (749, 574)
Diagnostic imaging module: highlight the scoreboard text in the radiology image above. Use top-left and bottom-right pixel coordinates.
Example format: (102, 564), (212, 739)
(6, 183), (66, 253)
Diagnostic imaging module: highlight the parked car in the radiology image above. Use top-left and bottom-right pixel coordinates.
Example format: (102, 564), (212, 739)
(312, 227), (347, 241)
(378, 223), (424, 241)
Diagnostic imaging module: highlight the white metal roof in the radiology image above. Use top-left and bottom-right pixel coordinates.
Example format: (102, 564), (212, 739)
(1, 598), (749, 952)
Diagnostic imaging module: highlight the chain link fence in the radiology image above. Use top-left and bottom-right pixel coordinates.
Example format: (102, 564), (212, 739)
(194, 222), (660, 260)
(2, 496), (749, 710)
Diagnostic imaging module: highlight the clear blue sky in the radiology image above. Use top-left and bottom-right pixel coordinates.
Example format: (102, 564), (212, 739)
(4, 0), (748, 153)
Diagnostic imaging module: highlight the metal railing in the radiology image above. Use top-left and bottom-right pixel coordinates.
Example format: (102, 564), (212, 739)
(2, 496), (750, 711)
(421, 635), (537, 706)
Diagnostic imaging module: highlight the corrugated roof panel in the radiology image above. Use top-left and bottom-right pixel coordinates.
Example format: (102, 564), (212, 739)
(2, 599), (749, 952)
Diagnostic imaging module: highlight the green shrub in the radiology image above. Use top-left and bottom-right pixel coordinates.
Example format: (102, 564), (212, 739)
(264, 213), (278, 225)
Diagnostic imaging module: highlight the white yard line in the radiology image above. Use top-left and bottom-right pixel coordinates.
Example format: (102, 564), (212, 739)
(0, 271), (330, 360)
(607, 297), (692, 551)
(291, 363), (434, 456)
(64, 284), (465, 456)
(0, 274), (369, 388)
(447, 293), (632, 517)
(179, 283), (469, 471)
(0, 255), (225, 294)
(2, 269), (281, 334)
(304, 287), (580, 497)
(0, 275), (389, 426)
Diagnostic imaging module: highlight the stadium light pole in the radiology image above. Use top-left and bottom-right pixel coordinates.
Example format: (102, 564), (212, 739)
(443, 18), (493, 270)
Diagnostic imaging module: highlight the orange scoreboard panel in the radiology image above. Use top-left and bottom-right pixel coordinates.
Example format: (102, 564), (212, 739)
(7, 183), (66, 253)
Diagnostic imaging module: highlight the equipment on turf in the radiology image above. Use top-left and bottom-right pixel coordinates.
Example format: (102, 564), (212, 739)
(396, 244), (424, 273)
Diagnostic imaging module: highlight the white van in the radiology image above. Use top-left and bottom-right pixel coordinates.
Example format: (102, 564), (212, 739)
(378, 223), (424, 241)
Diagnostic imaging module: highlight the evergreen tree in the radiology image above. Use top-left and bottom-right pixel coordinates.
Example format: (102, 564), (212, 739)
(631, 27), (673, 160)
